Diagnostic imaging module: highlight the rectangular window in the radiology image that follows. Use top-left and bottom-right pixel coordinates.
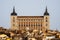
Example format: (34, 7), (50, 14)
(46, 24), (48, 26)
(19, 25), (20, 26)
(41, 24), (42, 27)
(46, 20), (48, 22)
(13, 24), (15, 26)
(13, 17), (15, 22)
(13, 20), (15, 22)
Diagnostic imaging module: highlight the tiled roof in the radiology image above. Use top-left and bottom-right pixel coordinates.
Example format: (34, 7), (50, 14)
(17, 16), (44, 18)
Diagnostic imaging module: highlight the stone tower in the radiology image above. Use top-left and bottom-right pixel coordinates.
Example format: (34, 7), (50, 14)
(44, 7), (50, 31)
(11, 7), (18, 30)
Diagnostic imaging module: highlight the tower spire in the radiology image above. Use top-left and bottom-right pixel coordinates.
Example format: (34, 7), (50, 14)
(11, 6), (17, 15)
(46, 6), (47, 13)
(44, 6), (49, 15)
(13, 6), (15, 13)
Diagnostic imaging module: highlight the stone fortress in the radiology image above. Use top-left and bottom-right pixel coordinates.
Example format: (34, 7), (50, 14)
(11, 7), (49, 33)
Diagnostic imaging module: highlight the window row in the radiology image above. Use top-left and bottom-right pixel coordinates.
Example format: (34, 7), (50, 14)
(18, 19), (43, 21)
(18, 24), (42, 27)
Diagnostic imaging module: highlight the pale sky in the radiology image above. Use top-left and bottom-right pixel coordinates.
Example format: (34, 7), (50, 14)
(0, 0), (60, 31)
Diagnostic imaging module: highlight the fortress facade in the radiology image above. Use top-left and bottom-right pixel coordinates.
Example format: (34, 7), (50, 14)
(10, 7), (49, 32)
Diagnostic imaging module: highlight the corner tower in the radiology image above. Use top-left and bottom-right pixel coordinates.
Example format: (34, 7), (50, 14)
(11, 7), (18, 30)
(44, 7), (50, 31)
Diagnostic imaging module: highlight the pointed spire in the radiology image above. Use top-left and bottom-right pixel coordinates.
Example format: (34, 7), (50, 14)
(46, 6), (48, 13)
(11, 6), (17, 15)
(44, 6), (49, 16)
(13, 6), (15, 13)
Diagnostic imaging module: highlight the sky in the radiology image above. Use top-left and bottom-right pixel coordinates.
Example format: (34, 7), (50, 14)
(0, 0), (60, 31)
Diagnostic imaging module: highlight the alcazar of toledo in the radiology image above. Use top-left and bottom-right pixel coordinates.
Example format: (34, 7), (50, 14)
(11, 7), (49, 33)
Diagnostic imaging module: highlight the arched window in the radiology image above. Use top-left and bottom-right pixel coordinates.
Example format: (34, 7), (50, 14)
(46, 17), (48, 19)
(13, 17), (15, 19)
(46, 17), (48, 22)
(13, 17), (15, 22)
